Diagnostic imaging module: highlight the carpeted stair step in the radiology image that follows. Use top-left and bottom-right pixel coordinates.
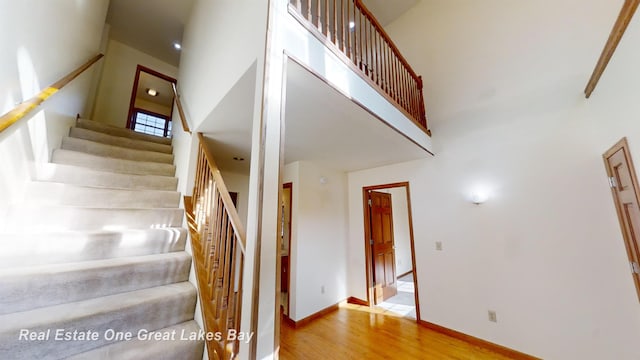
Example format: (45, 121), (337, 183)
(0, 282), (196, 359)
(0, 228), (187, 269)
(0, 252), (192, 314)
(65, 321), (204, 360)
(25, 182), (180, 208)
(61, 137), (174, 164)
(52, 149), (175, 177)
(35, 163), (177, 191)
(76, 118), (172, 146)
(0, 206), (183, 232)
(69, 127), (173, 154)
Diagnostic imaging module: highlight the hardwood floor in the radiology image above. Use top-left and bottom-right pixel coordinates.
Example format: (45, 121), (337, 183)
(279, 304), (517, 360)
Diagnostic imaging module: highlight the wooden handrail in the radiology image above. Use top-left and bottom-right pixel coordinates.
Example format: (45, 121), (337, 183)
(288, 0), (429, 133)
(197, 133), (247, 250)
(0, 54), (104, 134)
(584, 0), (639, 98)
(184, 133), (247, 359)
(171, 83), (192, 134)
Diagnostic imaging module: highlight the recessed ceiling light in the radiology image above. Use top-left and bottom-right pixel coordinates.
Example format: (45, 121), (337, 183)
(173, 42), (182, 50)
(146, 88), (158, 96)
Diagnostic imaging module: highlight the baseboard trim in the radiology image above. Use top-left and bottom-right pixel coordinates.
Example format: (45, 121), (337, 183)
(291, 302), (341, 328)
(397, 270), (413, 279)
(281, 313), (296, 327)
(418, 320), (541, 360)
(346, 296), (369, 306)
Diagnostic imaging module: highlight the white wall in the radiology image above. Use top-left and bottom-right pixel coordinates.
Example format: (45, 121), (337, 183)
(92, 39), (178, 128)
(220, 171), (250, 227)
(283, 161), (349, 321)
(344, 1), (640, 359)
(0, 0), (109, 213)
(379, 187), (412, 276)
(177, 0), (269, 131)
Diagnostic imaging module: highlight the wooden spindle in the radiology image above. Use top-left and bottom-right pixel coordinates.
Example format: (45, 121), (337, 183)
(341, 0), (346, 52)
(317, 0), (322, 31)
(333, 0), (338, 45)
(325, 0), (329, 37)
(352, 0), (357, 63)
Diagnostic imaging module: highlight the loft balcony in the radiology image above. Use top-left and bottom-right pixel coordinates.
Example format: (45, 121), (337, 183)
(286, 0), (430, 137)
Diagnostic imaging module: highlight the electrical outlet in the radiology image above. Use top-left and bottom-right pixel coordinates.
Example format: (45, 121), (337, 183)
(435, 241), (443, 251)
(321, 285), (325, 294)
(488, 310), (497, 323)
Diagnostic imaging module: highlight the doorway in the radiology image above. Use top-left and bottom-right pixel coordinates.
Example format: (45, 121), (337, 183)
(603, 138), (640, 301)
(280, 183), (293, 318)
(126, 65), (177, 138)
(363, 182), (420, 320)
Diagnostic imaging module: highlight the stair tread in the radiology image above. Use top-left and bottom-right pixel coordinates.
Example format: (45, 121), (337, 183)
(0, 228), (187, 268)
(66, 321), (204, 360)
(1, 205), (184, 232)
(69, 127), (173, 154)
(62, 137), (174, 164)
(0, 282), (195, 329)
(0, 251), (190, 277)
(0, 282), (196, 359)
(25, 181), (181, 208)
(53, 149), (176, 177)
(77, 118), (172, 145)
(0, 252), (192, 314)
(35, 163), (177, 191)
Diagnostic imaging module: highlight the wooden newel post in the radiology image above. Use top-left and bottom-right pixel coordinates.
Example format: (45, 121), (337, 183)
(417, 75), (430, 135)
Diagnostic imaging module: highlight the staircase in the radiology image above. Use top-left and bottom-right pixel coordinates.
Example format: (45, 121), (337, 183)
(0, 119), (204, 359)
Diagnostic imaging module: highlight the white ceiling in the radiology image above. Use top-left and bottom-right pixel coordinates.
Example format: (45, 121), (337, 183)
(361, 0), (420, 26)
(283, 61), (429, 172)
(105, 0), (413, 67)
(200, 60), (430, 175)
(106, 0), (195, 66)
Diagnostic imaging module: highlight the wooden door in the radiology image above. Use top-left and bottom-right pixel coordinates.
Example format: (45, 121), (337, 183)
(369, 191), (397, 303)
(604, 138), (640, 301)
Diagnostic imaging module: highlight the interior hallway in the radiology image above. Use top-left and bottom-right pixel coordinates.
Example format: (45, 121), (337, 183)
(279, 304), (517, 360)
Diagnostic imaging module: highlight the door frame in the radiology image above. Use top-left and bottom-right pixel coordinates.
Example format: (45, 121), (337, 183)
(282, 182), (293, 317)
(362, 181), (421, 321)
(126, 65), (177, 131)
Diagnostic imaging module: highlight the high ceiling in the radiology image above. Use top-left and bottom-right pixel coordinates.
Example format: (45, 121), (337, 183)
(106, 0), (195, 66)
(105, 0), (415, 67)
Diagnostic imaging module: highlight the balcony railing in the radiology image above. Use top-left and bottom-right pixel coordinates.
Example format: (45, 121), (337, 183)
(288, 0), (429, 134)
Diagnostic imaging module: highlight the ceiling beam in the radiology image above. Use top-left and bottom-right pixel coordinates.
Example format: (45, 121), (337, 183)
(584, 0), (639, 98)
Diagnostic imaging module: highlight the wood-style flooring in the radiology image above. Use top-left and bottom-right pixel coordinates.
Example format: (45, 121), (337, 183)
(280, 304), (517, 360)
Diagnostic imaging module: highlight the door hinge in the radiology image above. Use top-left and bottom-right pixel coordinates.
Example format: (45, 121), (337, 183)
(631, 261), (640, 274)
(370, 239), (374, 245)
(368, 198), (372, 207)
(608, 176), (618, 188)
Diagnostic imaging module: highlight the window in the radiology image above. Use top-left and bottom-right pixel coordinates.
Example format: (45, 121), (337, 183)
(132, 111), (171, 138)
